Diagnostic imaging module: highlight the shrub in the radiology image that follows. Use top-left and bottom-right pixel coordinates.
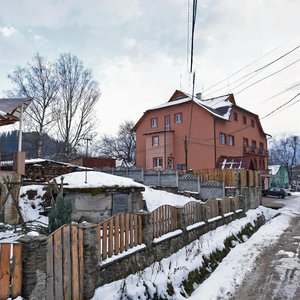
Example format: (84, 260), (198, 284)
(48, 195), (72, 233)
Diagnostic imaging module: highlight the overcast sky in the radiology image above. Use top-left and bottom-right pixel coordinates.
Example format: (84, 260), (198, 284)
(0, 0), (299, 140)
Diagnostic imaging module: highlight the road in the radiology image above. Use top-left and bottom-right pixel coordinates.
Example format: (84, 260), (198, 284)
(231, 195), (300, 300)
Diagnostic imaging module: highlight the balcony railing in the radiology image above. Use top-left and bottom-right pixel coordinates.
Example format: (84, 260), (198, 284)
(243, 146), (268, 156)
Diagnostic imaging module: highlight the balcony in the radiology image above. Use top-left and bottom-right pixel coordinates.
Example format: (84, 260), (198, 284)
(243, 146), (268, 157)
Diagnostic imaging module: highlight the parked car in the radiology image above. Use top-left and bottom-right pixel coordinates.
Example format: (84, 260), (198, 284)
(262, 187), (286, 198)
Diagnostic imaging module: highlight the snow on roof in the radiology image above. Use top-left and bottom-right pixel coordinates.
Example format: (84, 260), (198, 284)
(53, 171), (144, 189)
(149, 92), (233, 121)
(268, 165), (281, 175)
(142, 186), (199, 212)
(25, 158), (89, 170)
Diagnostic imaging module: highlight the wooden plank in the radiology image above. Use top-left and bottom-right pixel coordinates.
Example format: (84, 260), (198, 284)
(134, 214), (138, 246)
(0, 243), (11, 300)
(120, 214), (125, 253)
(129, 214), (134, 248)
(96, 225), (101, 260)
(108, 218), (114, 257)
(71, 226), (79, 300)
(46, 236), (54, 300)
(54, 228), (64, 300)
(125, 213), (129, 250)
(78, 228), (84, 300)
(115, 215), (120, 254)
(63, 226), (72, 300)
(138, 215), (142, 244)
(152, 211), (156, 239)
(11, 243), (22, 298)
(102, 223), (107, 260)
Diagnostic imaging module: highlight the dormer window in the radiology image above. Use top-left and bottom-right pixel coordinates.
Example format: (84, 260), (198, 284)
(151, 118), (158, 128)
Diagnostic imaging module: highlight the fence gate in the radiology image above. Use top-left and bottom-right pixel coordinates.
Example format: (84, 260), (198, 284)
(46, 225), (84, 300)
(0, 243), (22, 300)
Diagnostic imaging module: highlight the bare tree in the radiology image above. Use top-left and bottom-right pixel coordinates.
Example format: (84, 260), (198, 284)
(99, 120), (136, 166)
(269, 135), (300, 184)
(7, 53), (59, 157)
(54, 53), (101, 160)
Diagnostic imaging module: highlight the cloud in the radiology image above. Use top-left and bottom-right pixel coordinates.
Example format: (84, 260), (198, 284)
(0, 26), (17, 37)
(122, 38), (137, 50)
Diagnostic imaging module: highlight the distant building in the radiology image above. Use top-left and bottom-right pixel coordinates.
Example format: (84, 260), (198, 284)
(133, 90), (268, 171)
(68, 156), (116, 169)
(268, 165), (289, 188)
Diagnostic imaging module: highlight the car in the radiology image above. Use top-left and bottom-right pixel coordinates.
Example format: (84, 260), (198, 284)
(262, 187), (286, 198)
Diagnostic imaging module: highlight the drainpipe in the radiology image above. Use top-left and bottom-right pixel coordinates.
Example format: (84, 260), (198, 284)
(213, 118), (217, 166)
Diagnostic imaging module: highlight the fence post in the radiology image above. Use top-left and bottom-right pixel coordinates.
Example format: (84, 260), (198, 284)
(177, 207), (186, 231)
(176, 170), (179, 187)
(77, 223), (99, 299)
(158, 170), (161, 186)
(18, 234), (48, 300)
(197, 176), (201, 194)
(138, 211), (154, 247)
(142, 167), (145, 183)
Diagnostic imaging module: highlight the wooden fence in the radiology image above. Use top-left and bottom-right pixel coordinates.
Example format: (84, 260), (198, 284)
(46, 225), (84, 300)
(194, 168), (261, 188)
(0, 243), (22, 300)
(151, 205), (179, 239)
(183, 201), (206, 227)
(96, 213), (143, 261)
(222, 197), (232, 214)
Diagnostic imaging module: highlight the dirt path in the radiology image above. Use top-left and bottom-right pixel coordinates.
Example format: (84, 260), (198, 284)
(231, 213), (300, 300)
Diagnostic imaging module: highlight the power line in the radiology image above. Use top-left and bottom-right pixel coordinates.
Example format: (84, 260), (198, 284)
(189, 0), (197, 73)
(203, 41), (290, 93)
(260, 92), (300, 120)
(206, 45), (300, 97)
(258, 82), (300, 104)
(236, 57), (300, 95)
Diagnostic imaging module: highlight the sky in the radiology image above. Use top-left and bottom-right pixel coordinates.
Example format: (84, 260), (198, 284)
(0, 0), (300, 140)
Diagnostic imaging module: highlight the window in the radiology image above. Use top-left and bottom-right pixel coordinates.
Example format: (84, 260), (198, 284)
(243, 116), (247, 125)
(153, 157), (163, 168)
(251, 119), (255, 127)
(243, 138), (249, 151)
(220, 133), (226, 145)
(152, 136), (159, 146)
(228, 135), (235, 146)
(165, 115), (171, 131)
(259, 142), (264, 154)
(233, 112), (238, 121)
(151, 118), (158, 128)
(175, 113), (183, 123)
(252, 140), (257, 152)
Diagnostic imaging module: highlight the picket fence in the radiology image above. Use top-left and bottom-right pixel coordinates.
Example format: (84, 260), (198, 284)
(0, 243), (22, 300)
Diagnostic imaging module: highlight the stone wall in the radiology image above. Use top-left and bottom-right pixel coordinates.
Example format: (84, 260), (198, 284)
(67, 189), (145, 224)
(15, 192), (259, 299)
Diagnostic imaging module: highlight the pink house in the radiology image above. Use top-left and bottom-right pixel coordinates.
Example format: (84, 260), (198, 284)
(133, 90), (268, 172)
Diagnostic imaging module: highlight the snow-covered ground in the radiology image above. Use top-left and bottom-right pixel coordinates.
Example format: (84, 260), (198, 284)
(92, 194), (300, 300)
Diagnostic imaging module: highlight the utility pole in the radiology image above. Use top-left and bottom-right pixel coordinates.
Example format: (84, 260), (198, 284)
(184, 135), (188, 172)
(84, 137), (92, 183)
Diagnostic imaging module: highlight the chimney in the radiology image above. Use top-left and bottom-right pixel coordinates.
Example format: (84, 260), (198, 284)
(196, 92), (202, 100)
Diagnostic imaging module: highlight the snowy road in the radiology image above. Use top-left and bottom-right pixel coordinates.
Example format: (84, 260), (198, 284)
(190, 194), (300, 300)
(231, 199), (300, 300)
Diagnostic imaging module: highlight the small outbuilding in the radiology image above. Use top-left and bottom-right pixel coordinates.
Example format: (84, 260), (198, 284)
(268, 165), (289, 188)
(53, 171), (145, 223)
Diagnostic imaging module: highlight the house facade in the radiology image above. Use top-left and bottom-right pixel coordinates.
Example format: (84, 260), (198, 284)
(269, 165), (289, 188)
(133, 90), (268, 172)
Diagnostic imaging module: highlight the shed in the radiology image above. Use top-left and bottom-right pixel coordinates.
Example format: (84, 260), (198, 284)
(268, 165), (289, 188)
(53, 171), (145, 223)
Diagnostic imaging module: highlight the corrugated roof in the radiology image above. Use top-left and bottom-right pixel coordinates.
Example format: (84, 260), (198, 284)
(0, 98), (32, 126)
